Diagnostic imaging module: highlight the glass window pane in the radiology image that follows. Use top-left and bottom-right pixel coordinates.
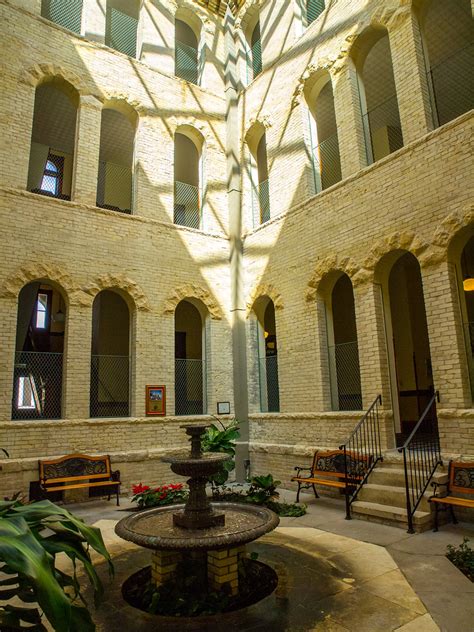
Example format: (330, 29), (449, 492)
(41, 175), (58, 194)
(46, 160), (58, 173)
(18, 377), (36, 409)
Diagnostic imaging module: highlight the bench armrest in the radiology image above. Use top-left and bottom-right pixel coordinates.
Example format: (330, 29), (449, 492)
(111, 469), (121, 482)
(430, 480), (448, 497)
(293, 466), (312, 477)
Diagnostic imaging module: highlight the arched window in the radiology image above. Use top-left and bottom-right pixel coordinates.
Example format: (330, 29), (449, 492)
(175, 300), (207, 415)
(90, 290), (130, 418)
(97, 107), (136, 214)
(458, 235), (474, 399)
(419, 0), (473, 126)
(174, 129), (204, 229)
(27, 80), (78, 201)
(12, 282), (66, 420)
(253, 298), (280, 413)
(242, 11), (263, 83)
(306, 0), (325, 26)
(304, 73), (342, 193)
(175, 13), (203, 86)
(325, 274), (362, 411)
(354, 28), (403, 164)
(246, 125), (270, 226)
(105, 0), (140, 58)
(41, 0), (83, 33)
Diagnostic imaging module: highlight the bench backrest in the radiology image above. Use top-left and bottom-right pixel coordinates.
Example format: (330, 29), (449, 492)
(449, 461), (474, 495)
(40, 453), (112, 486)
(311, 450), (372, 479)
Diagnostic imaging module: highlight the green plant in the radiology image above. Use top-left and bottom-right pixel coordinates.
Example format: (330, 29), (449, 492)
(131, 483), (188, 509)
(447, 537), (474, 582)
(202, 419), (240, 487)
(0, 498), (113, 631)
(246, 474), (281, 504)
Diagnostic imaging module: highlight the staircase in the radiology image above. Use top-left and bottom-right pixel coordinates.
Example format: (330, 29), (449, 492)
(351, 454), (447, 532)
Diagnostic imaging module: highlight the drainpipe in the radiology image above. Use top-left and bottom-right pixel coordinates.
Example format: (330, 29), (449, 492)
(224, 7), (249, 483)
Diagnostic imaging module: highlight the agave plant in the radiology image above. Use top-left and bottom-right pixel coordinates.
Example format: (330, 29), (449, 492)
(0, 498), (113, 631)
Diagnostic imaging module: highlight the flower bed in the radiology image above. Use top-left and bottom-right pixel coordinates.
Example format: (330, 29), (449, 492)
(131, 483), (188, 509)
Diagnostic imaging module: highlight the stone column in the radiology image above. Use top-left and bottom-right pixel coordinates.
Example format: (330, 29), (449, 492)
(72, 96), (102, 206)
(133, 115), (166, 221)
(207, 546), (245, 595)
(0, 297), (18, 422)
(388, 12), (433, 145)
(332, 60), (367, 178)
(62, 303), (92, 420)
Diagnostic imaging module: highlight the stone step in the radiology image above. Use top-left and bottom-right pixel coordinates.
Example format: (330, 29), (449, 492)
(368, 467), (448, 488)
(357, 483), (434, 512)
(351, 500), (432, 531)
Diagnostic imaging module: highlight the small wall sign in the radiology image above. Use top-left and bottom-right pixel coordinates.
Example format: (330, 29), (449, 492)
(146, 385), (166, 416)
(217, 401), (231, 415)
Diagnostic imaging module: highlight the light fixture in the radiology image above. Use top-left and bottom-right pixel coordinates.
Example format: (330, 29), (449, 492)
(264, 331), (269, 339)
(54, 295), (65, 323)
(463, 278), (474, 292)
(461, 240), (474, 292)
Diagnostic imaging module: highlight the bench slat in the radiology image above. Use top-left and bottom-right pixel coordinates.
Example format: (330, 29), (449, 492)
(44, 481), (121, 493)
(42, 473), (112, 485)
(430, 496), (474, 508)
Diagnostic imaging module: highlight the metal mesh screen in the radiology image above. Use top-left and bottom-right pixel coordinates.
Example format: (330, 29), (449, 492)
(312, 133), (342, 192)
(90, 355), (130, 418)
(42, 0), (83, 33)
(465, 321), (474, 401)
(12, 352), (63, 420)
(174, 181), (200, 228)
(328, 341), (362, 411)
(105, 7), (137, 58)
(97, 161), (132, 214)
(259, 355), (280, 413)
(307, 0), (325, 25)
(429, 43), (474, 127)
(363, 94), (403, 163)
(175, 359), (204, 416)
(175, 40), (199, 85)
(250, 39), (262, 79)
(252, 179), (270, 226)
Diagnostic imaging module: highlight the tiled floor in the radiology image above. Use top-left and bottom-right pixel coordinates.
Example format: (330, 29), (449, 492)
(64, 492), (474, 632)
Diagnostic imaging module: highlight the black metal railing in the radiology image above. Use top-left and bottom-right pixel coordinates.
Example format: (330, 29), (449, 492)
(90, 355), (130, 418)
(328, 340), (362, 411)
(175, 359), (205, 416)
(258, 355), (280, 413)
(398, 391), (442, 534)
(339, 394), (383, 519)
(311, 133), (342, 192)
(363, 94), (403, 163)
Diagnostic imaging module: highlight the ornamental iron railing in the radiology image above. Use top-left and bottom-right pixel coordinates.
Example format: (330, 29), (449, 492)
(259, 355), (280, 413)
(90, 355), (130, 418)
(97, 161), (132, 214)
(363, 94), (403, 164)
(42, 0), (83, 33)
(328, 341), (363, 411)
(311, 133), (342, 192)
(12, 351), (63, 420)
(174, 181), (200, 228)
(175, 359), (205, 416)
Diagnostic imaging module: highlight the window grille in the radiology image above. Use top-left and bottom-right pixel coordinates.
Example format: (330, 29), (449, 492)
(105, 7), (138, 58)
(258, 355), (280, 413)
(12, 352), (63, 420)
(328, 341), (362, 411)
(465, 321), (474, 401)
(362, 94), (403, 164)
(310, 133), (342, 192)
(175, 40), (199, 85)
(42, 0), (83, 33)
(174, 181), (200, 229)
(97, 161), (132, 214)
(307, 0), (325, 25)
(90, 355), (130, 418)
(252, 179), (270, 226)
(175, 359), (205, 415)
(250, 38), (262, 79)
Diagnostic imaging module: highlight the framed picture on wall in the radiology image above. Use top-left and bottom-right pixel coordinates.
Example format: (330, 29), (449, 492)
(146, 385), (166, 416)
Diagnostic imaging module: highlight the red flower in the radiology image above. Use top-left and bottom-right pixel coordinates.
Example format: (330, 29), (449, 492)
(132, 483), (150, 495)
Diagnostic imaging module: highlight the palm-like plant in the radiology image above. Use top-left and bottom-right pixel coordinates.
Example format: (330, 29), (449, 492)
(0, 498), (112, 631)
(202, 419), (240, 486)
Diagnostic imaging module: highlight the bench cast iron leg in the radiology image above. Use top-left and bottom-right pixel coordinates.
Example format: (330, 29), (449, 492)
(312, 484), (319, 499)
(296, 483), (301, 504)
(449, 504), (457, 525)
(344, 490), (351, 520)
(116, 488), (120, 506)
(433, 502), (439, 532)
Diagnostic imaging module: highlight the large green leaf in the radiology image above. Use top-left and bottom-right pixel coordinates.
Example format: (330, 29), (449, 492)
(0, 516), (95, 632)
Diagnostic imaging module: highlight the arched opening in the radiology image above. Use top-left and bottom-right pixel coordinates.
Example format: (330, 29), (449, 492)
(418, 0), (473, 126)
(458, 235), (474, 399)
(243, 11), (262, 82)
(246, 126), (270, 226)
(12, 282), (66, 420)
(97, 107), (136, 214)
(355, 28), (403, 164)
(253, 298), (280, 413)
(382, 252), (435, 442)
(326, 274), (362, 411)
(306, 0), (325, 26)
(304, 73), (342, 193)
(27, 80), (78, 201)
(90, 290), (130, 418)
(105, 0), (140, 58)
(41, 0), (83, 33)
(175, 300), (206, 415)
(174, 130), (202, 229)
(175, 15), (202, 86)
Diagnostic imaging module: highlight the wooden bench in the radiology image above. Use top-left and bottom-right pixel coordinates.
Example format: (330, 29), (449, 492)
(430, 460), (474, 531)
(39, 453), (121, 506)
(291, 449), (372, 517)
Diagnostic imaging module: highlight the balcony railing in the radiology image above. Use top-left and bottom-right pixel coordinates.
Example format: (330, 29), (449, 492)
(12, 351), (63, 420)
(175, 40), (199, 85)
(328, 341), (363, 411)
(259, 355), (280, 413)
(90, 355), (130, 418)
(363, 94), (403, 163)
(428, 43), (474, 128)
(252, 178), (270, 226)
(174, 181), (200, 229)
(42, 0), (83, 34)
(311, 133), (342, 192)
(105, 7), (138, 58)
(97, 161), (132, 214)
(175, 359), (205, 416)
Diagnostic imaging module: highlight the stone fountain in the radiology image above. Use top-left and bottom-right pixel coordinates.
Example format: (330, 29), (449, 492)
(115, 424), (279, 596)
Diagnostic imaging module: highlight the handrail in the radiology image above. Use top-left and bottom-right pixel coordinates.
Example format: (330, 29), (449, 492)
(398, 391), (442, 534)
(339, 394), (383, 520)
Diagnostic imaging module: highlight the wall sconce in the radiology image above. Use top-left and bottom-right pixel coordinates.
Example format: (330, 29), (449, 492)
(463, 278), (474, 292)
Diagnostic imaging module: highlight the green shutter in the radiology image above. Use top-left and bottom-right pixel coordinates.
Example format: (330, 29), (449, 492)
(307, 0), (325, 25)
(42, 0), (83, 34)
(106, 7), (138, 58)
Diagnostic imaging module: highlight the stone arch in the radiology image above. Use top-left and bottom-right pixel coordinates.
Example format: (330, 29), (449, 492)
(361, 231), (430, 280)
(171, 116), (210, 147)
(292, 60), (336, 108)
(20, 63), (93, 97)
(0, 263), (84, 305)
(174, 3), (206, 39)
(101, 95), (144, 120)
(247, 284), (283, 315)
(245, 117), (272, 154)
(175, 123), (206, 153)
(83, 274), (151, 312)
(163, 285), (222, 320)
(434, 205), (474, 252)
(305, 255), (360, 302)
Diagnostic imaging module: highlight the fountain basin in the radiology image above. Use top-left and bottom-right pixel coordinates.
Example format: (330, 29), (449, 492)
(115, 502), (280, 551)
